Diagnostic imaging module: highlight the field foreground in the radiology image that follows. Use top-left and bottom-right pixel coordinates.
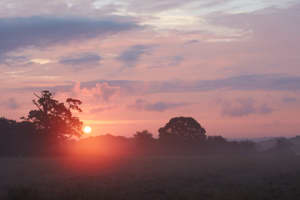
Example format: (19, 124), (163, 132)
(1, 154), (300, 200)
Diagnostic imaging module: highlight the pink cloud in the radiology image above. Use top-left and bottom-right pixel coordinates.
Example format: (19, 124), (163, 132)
(67, 82), (121, 102)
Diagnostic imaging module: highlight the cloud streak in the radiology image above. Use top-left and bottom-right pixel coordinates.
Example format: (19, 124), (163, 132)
(0, 16), (138, 58)
(129, 99), (188, 112)
(59, 53), (102, 70)
(117, 45), (155, 67)
(221, 98), (273, 117)
(12, 74), (300, 95)
(282, 97), (298, 103)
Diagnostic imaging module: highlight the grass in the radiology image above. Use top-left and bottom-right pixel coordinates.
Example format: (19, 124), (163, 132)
(1, 154), (300, 200)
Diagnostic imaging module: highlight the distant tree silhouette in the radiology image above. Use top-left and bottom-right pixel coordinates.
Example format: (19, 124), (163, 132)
(270, 138), (294, 155)
(0, 117), (16, 132)
(134, 130), (155, 146)
(0, 117), (40, 156)
(159, 117), (207, 143)
(0, 117), (16, 155)
(134, 130), (154, 141)
(0, 111), (260, 157)
(207, 136), (227, 144)
(132, 130), (156, 155)
(22, 90), (83, 140)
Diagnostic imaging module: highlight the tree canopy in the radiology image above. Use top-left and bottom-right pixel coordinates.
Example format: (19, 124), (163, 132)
(159, 117), (207, 142)
(23, 90), (83, 140)
(134, 130), (155, 144)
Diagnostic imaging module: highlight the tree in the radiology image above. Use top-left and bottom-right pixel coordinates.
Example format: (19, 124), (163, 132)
(271, 138), (294, 155)
(23, 90), (83, 140)
(0, 117), (39, 156)
(159, 117), (207, 143)
(0, 117), (16, 132)
(134, 130), (154, 144)
(207, 136), (227, 144)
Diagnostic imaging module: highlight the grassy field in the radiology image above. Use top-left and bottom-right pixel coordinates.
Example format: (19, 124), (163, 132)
(1, 154), (300, 200)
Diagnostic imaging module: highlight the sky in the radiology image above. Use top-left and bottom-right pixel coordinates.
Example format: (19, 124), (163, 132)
(0, 0), (300, 138)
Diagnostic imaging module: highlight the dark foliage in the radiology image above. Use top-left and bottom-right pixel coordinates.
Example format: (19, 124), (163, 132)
(159, 117), (207, 144)
(267, 138), (295, 155)
(0, 117), (67, 156)
(0, 91), (84, 156)
(133, 130), (155, 146)
(0, 97), (292, 157)
(22, 90), (83, 140)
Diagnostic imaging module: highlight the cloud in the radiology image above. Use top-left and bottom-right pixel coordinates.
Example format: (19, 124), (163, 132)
(0, 55), (53, 66)
(13, 74), (300, 95)
(89, 105), (116, 113)
(59, 53), (102, 70)
(117, 45), (155, 67)
(258, 104), (273, 114)
(0, 55), (31, 66)
(126, 0), (234, 14)
(0, 16), (138, 58)
(208, 4), (300, 47)
(0, 98), (20, 110)
(184, 40), (200, 45)
(282, 97), (298, 103)
(1, 0), (284, 19)
(204, 74), (300, 91)
(30, 58), (52, 65)
(221, 98), (256, 117)
(129, 99), (188, 112)
(221, 98), (273, 117)
(54, 82), (120, 116)
(70, 82), (120, 102)
(168, 56), (184, 66)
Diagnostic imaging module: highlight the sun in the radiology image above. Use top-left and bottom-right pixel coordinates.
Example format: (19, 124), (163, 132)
(83, 126), (92, 134)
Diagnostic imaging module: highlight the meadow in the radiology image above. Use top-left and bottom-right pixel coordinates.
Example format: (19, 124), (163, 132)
(1, 154), (300, 200)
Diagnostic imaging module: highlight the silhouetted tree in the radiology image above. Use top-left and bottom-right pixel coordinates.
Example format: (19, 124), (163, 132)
(22, 90), (83, 141)
(0, 117), (16, 155)
(134, 130), (154, 142)
(0, 117), (16, 131)
(207, 136), (227, 144)
(0, 117), (40, 156)
(132, 130), (155, 155)
(270, 138), (294, 155)
(235, 140), (256, 153)
(159, 117), (207, 143)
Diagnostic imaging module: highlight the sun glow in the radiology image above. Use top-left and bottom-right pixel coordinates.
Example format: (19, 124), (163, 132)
(83, 126), (92, 134)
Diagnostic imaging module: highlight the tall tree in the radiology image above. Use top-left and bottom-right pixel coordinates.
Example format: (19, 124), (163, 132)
(23, 90), (83, 140)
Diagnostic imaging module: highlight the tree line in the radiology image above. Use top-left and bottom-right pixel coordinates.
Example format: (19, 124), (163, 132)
(0, 91), (293, 157)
